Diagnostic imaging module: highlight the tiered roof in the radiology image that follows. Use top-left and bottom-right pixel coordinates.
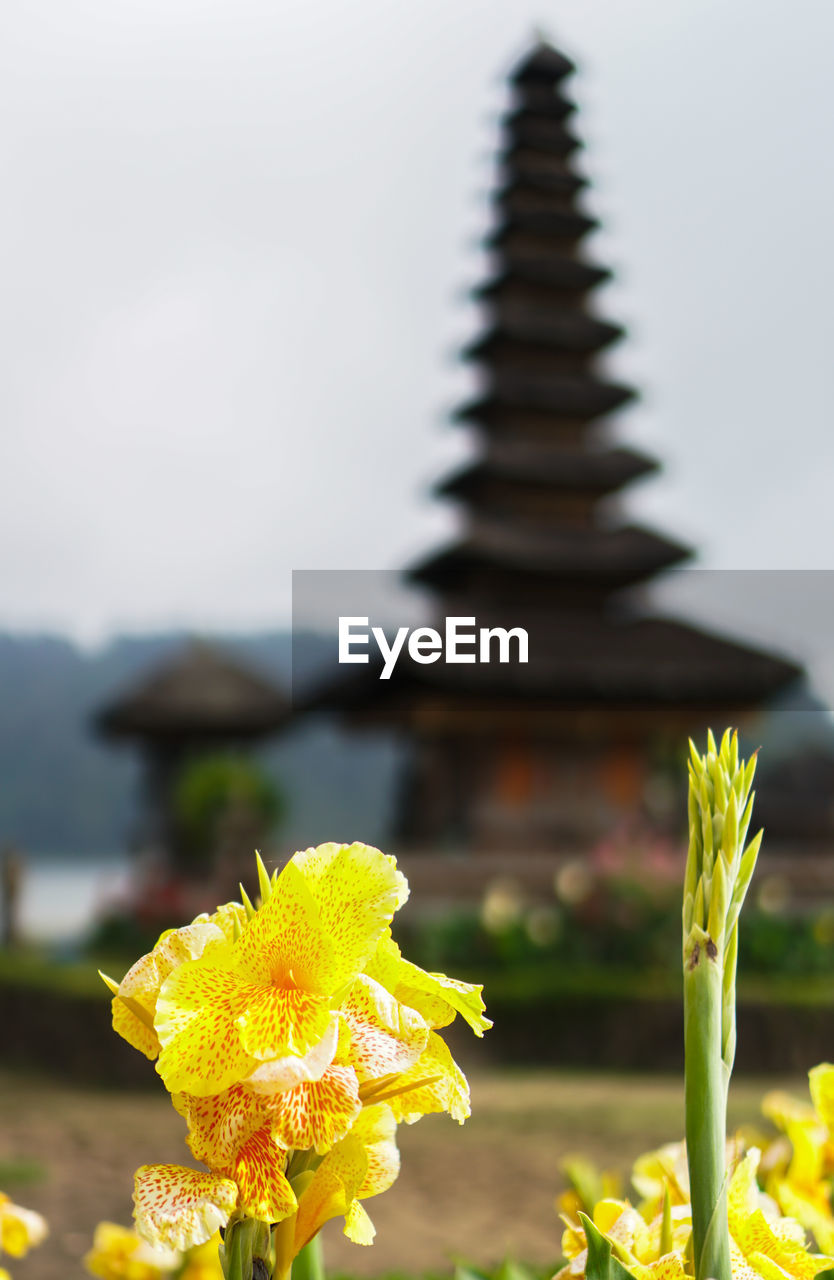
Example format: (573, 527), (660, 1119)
(309, 39), (800, 716)
(411, 40), (687, 606)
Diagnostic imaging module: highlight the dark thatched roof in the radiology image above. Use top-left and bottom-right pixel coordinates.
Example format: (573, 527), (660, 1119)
(96, 641), (288, 743)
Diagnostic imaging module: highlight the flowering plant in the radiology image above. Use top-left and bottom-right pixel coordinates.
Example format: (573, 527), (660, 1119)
(102, 842), (490, 1280)
(549, 732), (834, 1280)
(0, 1191), (47, 1280)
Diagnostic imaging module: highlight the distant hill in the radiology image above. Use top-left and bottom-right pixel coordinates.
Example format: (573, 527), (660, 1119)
(0, 631), (404, 856)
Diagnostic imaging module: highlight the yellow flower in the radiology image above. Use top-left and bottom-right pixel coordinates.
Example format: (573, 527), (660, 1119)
(556, 1147), (834, 1280)
(131, 843), (408, 1096)
(556, 1197), (692, 1280)
(631, 1143), (690, 1219)
(0, 1192), (47, 1262)
(84, 1222), (180, 1280)
(280, 1102), (400, 1269)
(727, 1147), (834, 1280)
(761, 1090), (834, 1254)
(557, 1157), (622, 1225)
(83, 1223), (225, 1280)
(179, 1233), (226, 1280)
(116, 845), (488, 1257)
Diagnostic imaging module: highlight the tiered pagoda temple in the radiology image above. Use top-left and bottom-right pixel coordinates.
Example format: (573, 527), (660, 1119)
(320, 40), (801, 854)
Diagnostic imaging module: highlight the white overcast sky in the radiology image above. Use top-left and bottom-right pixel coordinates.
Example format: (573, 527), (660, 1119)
(2, 0), (834, 647)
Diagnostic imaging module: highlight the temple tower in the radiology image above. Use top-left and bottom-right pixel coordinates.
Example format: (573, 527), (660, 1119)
(307, 41), (801, 856)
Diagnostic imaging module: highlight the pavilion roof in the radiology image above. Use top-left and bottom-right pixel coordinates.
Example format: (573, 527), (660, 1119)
(96, 640), (288, 743)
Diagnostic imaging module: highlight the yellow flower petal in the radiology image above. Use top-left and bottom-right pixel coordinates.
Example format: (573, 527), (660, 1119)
(233, 861), (338, 992)
(344, 1200), (375, 1246)
(763, 1093), (818, 1131)
(342, 975), (429, 1082)
(266, 1066), (362, 1153)
(365, 932), (491, 1037)
(809, 1066), (834, 1133)
(0, 1198), (48, 1259)
(245, 1021), (340, 1096)
(292, 1131), (369, 1255)
(633, 1253), (690, 1280)
(203, 903), (248, 944)
(632, 1142), (690, 1211)
(134, 1165), (238, 1252)
(184, 1085), (266, 1170)
(155, 965), (259, 1096)
(729, 1149), (834, 1280)
(291, 844), (408, 987)
(112, 922), (229, 1060)
(236, 987), (335, 1063)
(232, 1130), (297, 1222)
(84, 1221), (180, 1280)
(350, 1103), (400, 1200)
(179, 1231), (225, 1280)
(385, 1031), (470, 1124)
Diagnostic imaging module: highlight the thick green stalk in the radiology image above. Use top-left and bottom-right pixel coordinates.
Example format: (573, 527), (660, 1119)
(684, 928), (730, 1280)
(291, 1236), (325, 1280)
(220, 1216), (272, 1280)
(683, 730), (762, 1280)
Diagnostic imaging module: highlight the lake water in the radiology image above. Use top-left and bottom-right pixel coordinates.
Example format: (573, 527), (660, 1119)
(18, 854), (132, 943)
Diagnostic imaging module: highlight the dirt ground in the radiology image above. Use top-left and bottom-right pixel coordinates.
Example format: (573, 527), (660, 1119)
(0, 1069), (801, 1280)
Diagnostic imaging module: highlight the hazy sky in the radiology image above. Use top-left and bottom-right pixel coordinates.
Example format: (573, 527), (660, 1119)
(2, 0), (834, 646)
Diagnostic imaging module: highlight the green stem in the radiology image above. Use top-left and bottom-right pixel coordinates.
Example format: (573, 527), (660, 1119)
(220, 1217), (272, 1280)
(684, 932), (731, 1280)
(291, 1236), (325, 1280)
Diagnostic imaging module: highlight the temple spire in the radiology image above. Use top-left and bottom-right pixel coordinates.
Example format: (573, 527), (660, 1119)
(410, 40), (690, 610)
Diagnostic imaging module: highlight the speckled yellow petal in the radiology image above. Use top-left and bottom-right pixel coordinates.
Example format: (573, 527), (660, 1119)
(291, 844), (408, 986)
(365, 932), (491, 1036)
(232, 1129), (296, 1222)
(134, 1165), (238, 1252)
(633, 1253), (689, 1280)
(183, 1084), (266, 1169)
(386, 1031), (470, 1124)
(111, 922), (227, 1059)
(266, 1065), (361, 1153)
(206, 902), (248, 944)
(155, 965), (259, 1096)
(246, 1019), (340, 1096)
(236, 986), (334, 1062)
(344, 1200), (375, 1246)
(293, 1130), (369, 1254)
(351, 1103), (400, 1199)
(730, 1150), (832, 1280)
(746, 1251), (800, 1280)
(117, 1001), (165, 1065)
(343, 975), (428, 1082)
(233, 862), (337, 993)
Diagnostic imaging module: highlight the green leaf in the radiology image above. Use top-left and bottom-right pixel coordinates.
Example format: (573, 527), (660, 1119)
(496, 1261), (537, 1280)
(454, 1267), (491, 1280)
(578, 1214), (639, 1280)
